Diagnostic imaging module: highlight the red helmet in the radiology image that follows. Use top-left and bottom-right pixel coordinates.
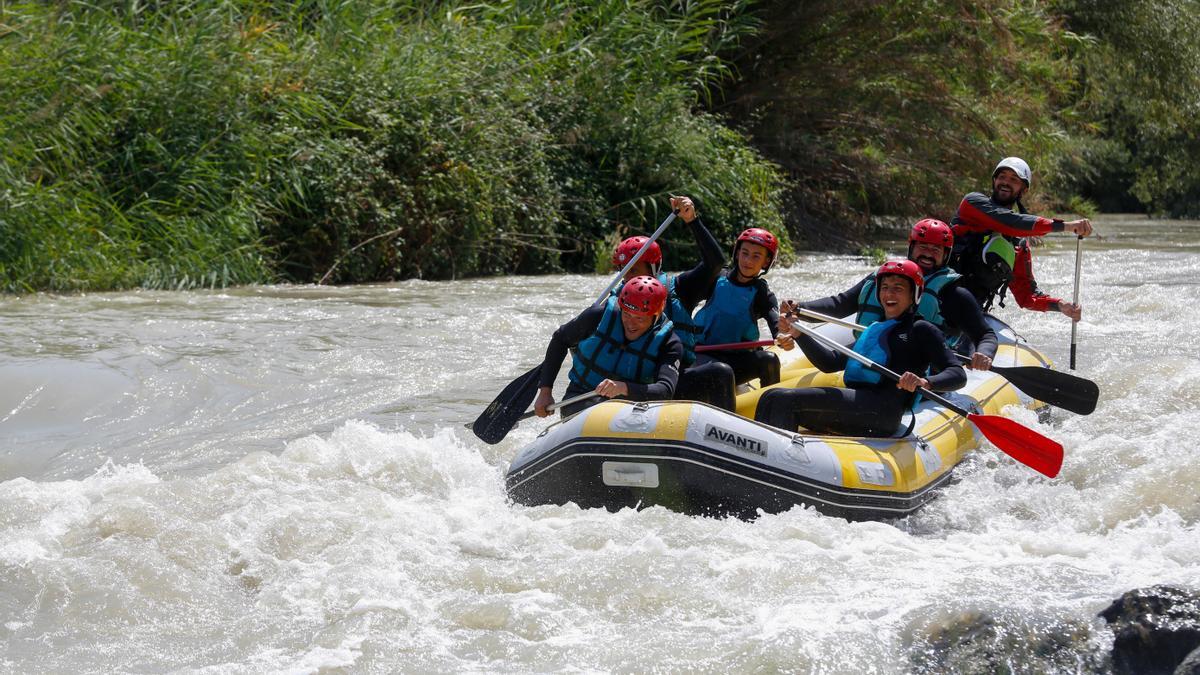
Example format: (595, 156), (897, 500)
(734, 228), (779, 272)
(618, 275), (667, 316)
(909, 218), (953, 248)
(612, 236), (663, 271)
(876, 259), (925, 304)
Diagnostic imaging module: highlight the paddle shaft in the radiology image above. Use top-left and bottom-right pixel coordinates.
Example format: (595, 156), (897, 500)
(525, 390), (599, 418)
(695, 339), (774, 353)
(595, 211), (678, 305)
(1070, 235), (1082, 370)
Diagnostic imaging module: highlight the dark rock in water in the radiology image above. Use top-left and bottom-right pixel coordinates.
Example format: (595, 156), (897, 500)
(1177, 646), (1200, 675)
(1100, 586), (1200, 675)
(907, 609), (1106, 674)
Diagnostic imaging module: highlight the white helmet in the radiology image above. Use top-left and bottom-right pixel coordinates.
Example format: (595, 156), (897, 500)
(993, 157), (1032, 185)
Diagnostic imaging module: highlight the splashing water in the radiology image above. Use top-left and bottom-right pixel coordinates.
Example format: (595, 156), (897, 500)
(1, 216), (1197, 672)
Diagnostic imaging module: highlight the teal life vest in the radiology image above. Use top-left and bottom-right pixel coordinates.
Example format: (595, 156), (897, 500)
(843, 318), (897, 387)
(569, 296), (675, 390)
(693, 273), (760, 346)
(854, 273), (887, 327)
(662, 273), (702, 366)
(612, 274), (702, 366)
(856, 266), (962, 343)
(914, 267), (961, 328)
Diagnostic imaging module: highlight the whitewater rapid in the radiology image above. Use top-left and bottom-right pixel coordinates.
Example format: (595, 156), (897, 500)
(1, 216), (1197, 672)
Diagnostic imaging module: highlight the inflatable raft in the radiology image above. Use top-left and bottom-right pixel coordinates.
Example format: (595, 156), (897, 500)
(505, 317), (1054, 520)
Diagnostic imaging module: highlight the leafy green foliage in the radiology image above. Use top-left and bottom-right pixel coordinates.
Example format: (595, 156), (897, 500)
(1051, 0), (1200, 216)
(0, 0), (784, 291)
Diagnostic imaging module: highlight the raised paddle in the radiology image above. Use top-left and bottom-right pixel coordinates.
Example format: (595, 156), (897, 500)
(789, 322), (1064, 478)
(695, 339), (775, 352)
(790, 307), (1099, 415)
(471, 210), (679, 444)
(1070, 235), (1083, 370)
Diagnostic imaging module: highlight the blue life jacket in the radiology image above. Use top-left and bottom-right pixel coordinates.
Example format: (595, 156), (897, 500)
(662, 273), (702, 366)
(854, 273), (886, 327)
(612, 274), (701, 366)
(694, 274), (760, 346)
(570, 296), (675, 390)
(856, 266), (961, 338)
(843, 318), (897, 386)
(914, 267), (961, 329)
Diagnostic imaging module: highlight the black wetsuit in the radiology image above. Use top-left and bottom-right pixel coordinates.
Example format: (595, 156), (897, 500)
(692, 270), (782, 398)
(539, 304), (684, 417)
(797, 271), (998, 359)
(754, 312), (965, 437)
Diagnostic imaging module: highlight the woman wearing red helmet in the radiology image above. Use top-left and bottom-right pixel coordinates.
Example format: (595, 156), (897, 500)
(534, 275), (684, 418)
(755, 261), (965, 437)
(689, 226), (790, 403)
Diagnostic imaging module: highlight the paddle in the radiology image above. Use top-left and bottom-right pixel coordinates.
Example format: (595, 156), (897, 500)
(790, 307), (1098, 415)
(470, 210), (679, 444)
(465, 390), (600, 433)
(788, 322), (1064, 478)
(695, 339), (775, 353)
(1070, 235), (1083, 370)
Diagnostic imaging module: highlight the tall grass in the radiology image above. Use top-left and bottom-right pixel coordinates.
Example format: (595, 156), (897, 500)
(0, 0), (784, 292)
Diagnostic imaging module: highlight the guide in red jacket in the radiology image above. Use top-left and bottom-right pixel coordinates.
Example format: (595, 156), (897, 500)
(949, 157), (1094, 319)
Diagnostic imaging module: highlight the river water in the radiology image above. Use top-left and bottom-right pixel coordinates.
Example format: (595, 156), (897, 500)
(1, 215), (1197, 672)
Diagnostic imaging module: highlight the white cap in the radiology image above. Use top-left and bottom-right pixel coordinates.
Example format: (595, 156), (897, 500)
(993, 157), (1032, 185)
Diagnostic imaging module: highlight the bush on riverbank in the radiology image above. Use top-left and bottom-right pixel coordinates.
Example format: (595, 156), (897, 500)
(0, 1), (783, 291)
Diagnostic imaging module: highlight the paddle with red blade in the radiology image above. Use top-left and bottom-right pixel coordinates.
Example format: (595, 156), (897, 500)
(790, 322), (1064, 478)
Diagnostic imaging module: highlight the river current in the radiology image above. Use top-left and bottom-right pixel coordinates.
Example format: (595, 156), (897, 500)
(1, 215), (1197, 672)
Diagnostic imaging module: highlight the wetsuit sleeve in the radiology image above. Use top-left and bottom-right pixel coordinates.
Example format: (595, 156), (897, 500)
(671, 217), (725, 310)
(952, 192), (1062, 238)
(756, 284), (781, 338)
(624, 333), (683, 401)
(539, 304), (604, 388)
(913, 322), (967, 391)
(795, 334), (848, 373)
(797, 275), (871, 321)
(942, 285), (998, 358)
(1008, 240), (1062, 312)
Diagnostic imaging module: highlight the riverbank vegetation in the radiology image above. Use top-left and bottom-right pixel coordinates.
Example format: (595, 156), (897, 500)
(2, 0), (1197, 292)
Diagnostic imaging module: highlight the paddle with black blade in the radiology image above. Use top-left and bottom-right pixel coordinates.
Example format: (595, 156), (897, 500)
(791, 307), (1099, 415)
(464, 390), (601, 432)
(789, 322), (1064, 478)
(470, 210), (679, 444)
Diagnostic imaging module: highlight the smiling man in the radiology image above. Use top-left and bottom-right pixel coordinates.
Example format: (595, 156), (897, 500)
(948, 157), (1094, 320)
(534, 275), (683, 418)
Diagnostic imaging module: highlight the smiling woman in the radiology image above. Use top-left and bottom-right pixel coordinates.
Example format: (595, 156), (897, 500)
(755, 259), (964, 437)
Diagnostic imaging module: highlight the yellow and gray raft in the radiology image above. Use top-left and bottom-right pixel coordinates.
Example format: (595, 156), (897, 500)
(505, 317), (1053, 520)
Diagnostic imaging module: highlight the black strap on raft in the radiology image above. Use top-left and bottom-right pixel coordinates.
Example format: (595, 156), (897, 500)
(893, 407), (918, 438)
